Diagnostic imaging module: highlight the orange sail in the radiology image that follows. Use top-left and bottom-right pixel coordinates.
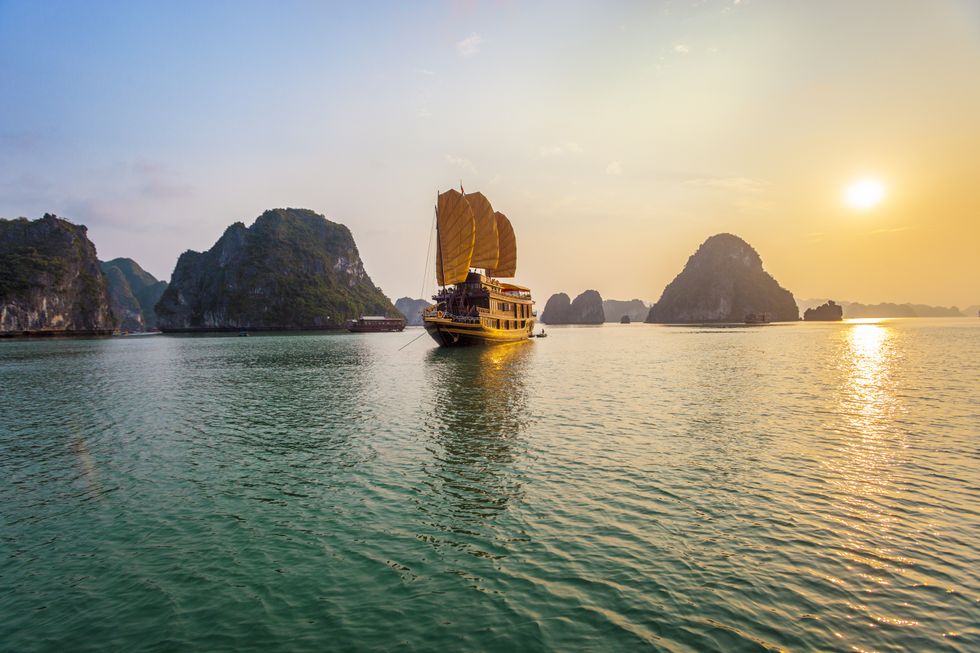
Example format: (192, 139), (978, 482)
(435, 189), (476, 285)
(464, 191), (500, 270)
(488, 212), (516, 277)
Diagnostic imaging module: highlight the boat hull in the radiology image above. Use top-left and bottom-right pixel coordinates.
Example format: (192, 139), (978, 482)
(423, 317), (534, 346)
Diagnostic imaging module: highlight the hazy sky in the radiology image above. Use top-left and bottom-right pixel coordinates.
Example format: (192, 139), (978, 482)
(2, 0), (978, 307)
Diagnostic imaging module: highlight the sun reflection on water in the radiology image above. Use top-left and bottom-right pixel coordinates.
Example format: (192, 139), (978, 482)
(822, 320), (918, 642)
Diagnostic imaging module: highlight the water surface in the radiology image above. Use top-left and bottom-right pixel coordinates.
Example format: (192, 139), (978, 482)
(1, 319), (978, 651)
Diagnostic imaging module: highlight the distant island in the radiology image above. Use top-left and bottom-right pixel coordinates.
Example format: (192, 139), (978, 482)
(602, 298), (648, 323)
(541, 290), (605, 324)
(803, 300), (843, 321)
(2, 212), (972, 338)
(101, 258), (168, 332)
(797, 298), (972, 318)
(0, 214), (115, 336)
(395, 297), (429, 326)
(156, 208), (397, 332)
(646, 233), (799, 323)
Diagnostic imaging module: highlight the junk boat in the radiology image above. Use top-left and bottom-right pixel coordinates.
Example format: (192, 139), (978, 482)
(422, 188), (535, 346)
(744, 312), (771, 324)
(347, 316), (406, 332)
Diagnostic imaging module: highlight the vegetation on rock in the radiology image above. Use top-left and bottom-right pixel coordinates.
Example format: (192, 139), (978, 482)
(155, 208), (396, 331)
(101, 258), (168, 331)
(0, 214), (115, 334)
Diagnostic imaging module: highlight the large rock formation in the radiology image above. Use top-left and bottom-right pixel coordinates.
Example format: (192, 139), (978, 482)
(395, 297), (429, 326)
(0, 214), (115, 336)
(155, 208), (396, 331)
(541, 290), (605, 324)
(101, 258), (168, 331)
(803, 300), (843, 321)
(646, 233), (799, 323)
(570, 290), (605, 324)
(541, 293), (571, 324)
(603, 298), (648, 323)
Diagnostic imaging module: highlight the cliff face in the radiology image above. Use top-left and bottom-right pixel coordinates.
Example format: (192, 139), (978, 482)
(646, 233), (799, 323)
(603, 298), (647, 323)
(541, 293), (571, 324)
(570, 290), (605, 324)
(803, 300), (843, 321)
(395, 297), (429, 326)
(155, 208), (396, 331)
(541, 290), (605, 324)
(0, 214), (115, 335)
(101, 258), (168, 331)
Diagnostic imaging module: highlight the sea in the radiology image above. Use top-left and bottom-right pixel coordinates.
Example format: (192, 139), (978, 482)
(1, 318), (977, 652)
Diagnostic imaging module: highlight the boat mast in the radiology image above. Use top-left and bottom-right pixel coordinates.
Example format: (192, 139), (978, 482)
(435, 192), (445, 291)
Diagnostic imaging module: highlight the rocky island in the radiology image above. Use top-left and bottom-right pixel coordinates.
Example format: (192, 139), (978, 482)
(646, 233), (799, 323)
(155, 208), (396, 331)
(541, 290), (605, 324)
(803, 300), (843, 321)
(395, 297), (430, 326)
(0, 214), (115, 336)
(102, 258), (168, 331)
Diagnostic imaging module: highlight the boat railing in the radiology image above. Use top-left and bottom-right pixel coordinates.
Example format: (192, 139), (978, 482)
(447, 313), (480, 324)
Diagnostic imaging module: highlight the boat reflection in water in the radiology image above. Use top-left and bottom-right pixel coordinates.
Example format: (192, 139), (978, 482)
(418, 342), (533, 541)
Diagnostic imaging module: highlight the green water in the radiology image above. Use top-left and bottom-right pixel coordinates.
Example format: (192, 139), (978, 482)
(1, 320), (978, 651)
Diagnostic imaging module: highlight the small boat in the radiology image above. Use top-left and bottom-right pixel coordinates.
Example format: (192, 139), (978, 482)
(347, 316), (406, 333)
(422, 188), (535, 346)
(744, 312), (771, 324)
(238, 331), (249, 337)
(620, 315), (631, 324)
(534, 329), (547, 338)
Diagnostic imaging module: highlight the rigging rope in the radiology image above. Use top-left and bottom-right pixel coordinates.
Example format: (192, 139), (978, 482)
(397, 329), (428, 351)
(420, 212), (436, 300)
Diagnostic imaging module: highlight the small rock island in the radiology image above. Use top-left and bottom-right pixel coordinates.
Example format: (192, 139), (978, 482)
(803, 300), (843, 321)
(541, 290), (605, 324)
(603, 298), (648, 323)
(646, 233), (799, 323)
(156, 208), (396, 332)
(0, 214), (115, 336)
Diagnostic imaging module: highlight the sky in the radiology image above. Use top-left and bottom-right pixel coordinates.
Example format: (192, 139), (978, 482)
(1, 0), (978, 307)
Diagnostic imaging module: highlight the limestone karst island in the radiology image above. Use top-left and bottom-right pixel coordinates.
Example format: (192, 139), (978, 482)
(1, 2), (978, 653)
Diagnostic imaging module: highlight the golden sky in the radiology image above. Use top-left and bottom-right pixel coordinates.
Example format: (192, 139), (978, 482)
(1, 1), (977, 306)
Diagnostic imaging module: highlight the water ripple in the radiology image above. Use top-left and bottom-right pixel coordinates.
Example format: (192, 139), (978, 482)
(1, 321), (978, 651)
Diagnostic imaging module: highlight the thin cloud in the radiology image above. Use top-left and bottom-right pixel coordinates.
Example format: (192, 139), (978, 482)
(131, 161), (195, 199)
(444, 154), (477, 174)
(413, 67), (435, 76)
(684, 176), (768, 192)
(538, 142), (583, 158)
(605, 161), (623, 176)
(674, 44), (690, 54)
(456, 33), (482, 58)
(869, 226), (911, 235)
(685, 176), (773, 214)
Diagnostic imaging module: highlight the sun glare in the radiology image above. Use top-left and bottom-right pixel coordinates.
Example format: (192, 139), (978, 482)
(845, 178), (886, 210)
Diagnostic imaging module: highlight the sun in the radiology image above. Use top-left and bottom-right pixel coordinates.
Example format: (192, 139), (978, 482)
(845, 178), (886, 210)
